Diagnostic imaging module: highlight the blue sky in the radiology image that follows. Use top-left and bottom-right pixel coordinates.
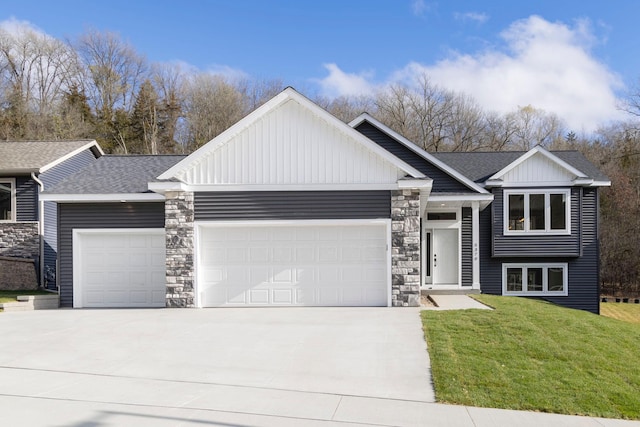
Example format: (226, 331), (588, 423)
(2, 0), (640, 132)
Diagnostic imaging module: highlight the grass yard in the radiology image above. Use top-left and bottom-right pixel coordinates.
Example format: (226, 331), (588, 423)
(422, 294), (640, 420)
(0, 290), (50, 303)
(601, 302), (640, 324)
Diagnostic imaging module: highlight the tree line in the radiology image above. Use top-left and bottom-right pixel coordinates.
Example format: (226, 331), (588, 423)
(1, 25), (638, 296)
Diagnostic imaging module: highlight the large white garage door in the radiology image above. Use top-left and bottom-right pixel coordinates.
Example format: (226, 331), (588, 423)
(73, 229), (166, 308)
(197, 221), (389, 307)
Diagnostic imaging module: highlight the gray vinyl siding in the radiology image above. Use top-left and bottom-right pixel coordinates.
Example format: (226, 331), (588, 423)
(40, 149), (99, 289)
(461, 207), (472, 287)
(15, 176), (37, 221)
(492, 187), (581, 257)
(57, 202), (165, 307)
(480, 188), (600, 313)
(194, 191), (391, 220)
(354, 122), (473, 193)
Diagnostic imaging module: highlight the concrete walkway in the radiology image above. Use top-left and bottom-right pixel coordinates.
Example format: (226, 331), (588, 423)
(425, 294), (493, 310)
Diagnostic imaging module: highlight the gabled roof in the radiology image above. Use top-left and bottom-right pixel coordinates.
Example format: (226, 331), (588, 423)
(0, 140), (103, 174)
(41, 155), (186, 202)
(433, 149), (610, 186)
(349, 113), (489, 194)
(158, 87), (426, 187)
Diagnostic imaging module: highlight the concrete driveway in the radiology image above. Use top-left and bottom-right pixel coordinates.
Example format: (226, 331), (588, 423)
(0, 307), (434, 426)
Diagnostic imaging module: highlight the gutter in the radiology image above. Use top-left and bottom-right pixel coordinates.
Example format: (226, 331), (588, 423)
(30, 172), (46, 289)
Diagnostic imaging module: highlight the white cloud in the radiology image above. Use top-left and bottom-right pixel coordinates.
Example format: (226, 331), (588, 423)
(316, 63), (375, 98)
(206, 64), (249, 82)
(454, 12), (489, 24)
(0, 16), (46, 36)
(411, 0), (436, 17)
(319, 15), (624, 133)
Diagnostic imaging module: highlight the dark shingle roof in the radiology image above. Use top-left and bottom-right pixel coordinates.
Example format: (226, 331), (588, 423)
(45, 155), (186, 194)
(0, 140), (100, 173)
(432, 150), (609, 183)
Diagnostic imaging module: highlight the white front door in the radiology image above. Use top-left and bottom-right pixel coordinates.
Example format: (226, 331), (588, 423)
(431, 228), (459, 286)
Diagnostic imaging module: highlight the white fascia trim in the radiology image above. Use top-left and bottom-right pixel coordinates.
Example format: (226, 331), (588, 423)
(181, 183), (402, 192)
(159, 88), (425, 181)
(428, 194), (494, 202)
(39, 141), (104, 173)
(195, 218), (391, 227)
(148, 181), (187, 192)
(488, 146), (587, 182)
(398, 178), (433, 189)
(591, 180), (612, 187)
(350, 113), (489, 194)
(39, 193), (165, 202)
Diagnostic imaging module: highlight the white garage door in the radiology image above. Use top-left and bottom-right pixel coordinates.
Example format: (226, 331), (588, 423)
(197, 221), (389, 307)
(73, 229), (166, 308)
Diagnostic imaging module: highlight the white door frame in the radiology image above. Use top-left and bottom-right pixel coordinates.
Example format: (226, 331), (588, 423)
(72, 228), (165, 308)
(194, 219), (392, 308)
(422, 208), (462, 289)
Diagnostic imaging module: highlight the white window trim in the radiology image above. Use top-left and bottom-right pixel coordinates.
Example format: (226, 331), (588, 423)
(502, 263), (568, 296)
(0, 178), (16, 222)
(503, 189), (571, 235)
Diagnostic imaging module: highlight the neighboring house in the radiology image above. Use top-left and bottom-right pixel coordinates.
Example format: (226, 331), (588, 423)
(0, 140), (103, 289)
(41, 88), (610, 313)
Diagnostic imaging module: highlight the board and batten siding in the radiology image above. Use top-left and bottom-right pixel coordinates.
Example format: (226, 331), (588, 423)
(492, 187), (581, 257)
(354, 121), (473, 193)
(15, 176), (37, 221)
(178, 100), (403, 186)
(40, 149), (99, 289)
(461, 207), (472, 287)
(194, 191), (391, 221)
(57, 202), (165, 307)
(480, 188), (600, 313)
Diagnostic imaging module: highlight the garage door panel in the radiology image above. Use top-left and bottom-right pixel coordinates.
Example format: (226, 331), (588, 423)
(74, 229), (166, 308)
(198, 222), (388, 307)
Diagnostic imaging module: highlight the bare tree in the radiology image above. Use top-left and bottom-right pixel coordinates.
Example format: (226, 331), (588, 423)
(509, 105), (565, 150)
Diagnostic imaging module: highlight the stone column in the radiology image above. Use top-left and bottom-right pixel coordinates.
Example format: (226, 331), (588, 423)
(165, 191), (195, 307)
(391, 189), (421, 307)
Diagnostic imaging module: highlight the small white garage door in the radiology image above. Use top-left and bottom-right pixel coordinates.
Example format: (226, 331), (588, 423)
(197, 221), (389, 307)
(73, 229), (166, 308)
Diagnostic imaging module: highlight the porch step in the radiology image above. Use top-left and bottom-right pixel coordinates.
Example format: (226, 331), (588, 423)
(0, 294), (59, 312)
(421, 289), (480, 296)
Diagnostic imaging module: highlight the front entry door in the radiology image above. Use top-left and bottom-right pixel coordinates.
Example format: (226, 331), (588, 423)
(432, 228), (459, 286)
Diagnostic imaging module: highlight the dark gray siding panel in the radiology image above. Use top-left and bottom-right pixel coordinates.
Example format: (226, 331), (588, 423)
(58, 202), (165, 307)
(40, 149), (99, 289)
(492, 187), (581, 257)
(461, 207), (472, 287)
(481, 188), (600, 313)
(195, 191), (391, 220)
(15, 176), (37, 221)
(354, 122), (473, 193)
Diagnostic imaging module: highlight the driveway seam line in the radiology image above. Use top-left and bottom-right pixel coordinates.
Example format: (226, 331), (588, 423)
(0, 365), (434, 405)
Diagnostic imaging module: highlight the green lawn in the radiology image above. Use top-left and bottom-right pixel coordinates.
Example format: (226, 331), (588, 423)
(421, 294), (640, 420)
(601, 302), (640, 324)
(0, 290), (50, 303)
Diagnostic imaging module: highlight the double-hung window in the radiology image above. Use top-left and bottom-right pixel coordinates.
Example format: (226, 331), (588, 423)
(0, 178), (15, 222)
(503, 263), (568, 296)
(504, 189), (570, 234)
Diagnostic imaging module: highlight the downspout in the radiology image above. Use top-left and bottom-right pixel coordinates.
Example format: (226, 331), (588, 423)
(31, 172), (45, 289)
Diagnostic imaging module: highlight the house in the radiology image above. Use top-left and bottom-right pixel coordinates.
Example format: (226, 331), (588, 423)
(0, 140), (103, 289)
(41, 88), (610, 313)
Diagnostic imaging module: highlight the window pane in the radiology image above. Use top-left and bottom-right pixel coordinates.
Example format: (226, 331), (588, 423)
(508, 194), (524, 230)
(529, 194), (545, 230)
(0, 182), (11, 220)
(550, 194), (566, 230)
(548, 268), (564, 292)
(507, 268), (523, 292)
(527, 268), (543, 292)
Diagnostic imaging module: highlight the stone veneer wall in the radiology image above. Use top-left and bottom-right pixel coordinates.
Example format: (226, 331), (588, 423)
(0, 222), (39, 259)
(165, 191), (195, 307)
(391, 189), (421, 307)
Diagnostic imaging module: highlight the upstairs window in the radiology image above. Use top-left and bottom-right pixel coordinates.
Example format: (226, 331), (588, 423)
(0, 179), (15, 222)
(504, 189), (570, 235)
